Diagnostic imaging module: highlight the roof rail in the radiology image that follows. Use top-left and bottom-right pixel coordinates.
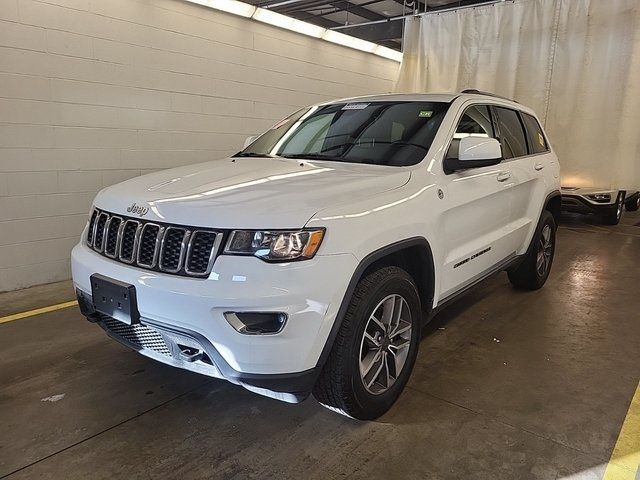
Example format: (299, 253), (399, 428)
(460, 89), (517, 103)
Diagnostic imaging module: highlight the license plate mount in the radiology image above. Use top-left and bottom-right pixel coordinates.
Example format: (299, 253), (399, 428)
(90, 274), (140, 325)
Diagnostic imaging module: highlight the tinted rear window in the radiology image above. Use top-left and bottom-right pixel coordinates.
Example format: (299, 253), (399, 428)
(494, 107), (528, 159)
(521, 113), (549, 154)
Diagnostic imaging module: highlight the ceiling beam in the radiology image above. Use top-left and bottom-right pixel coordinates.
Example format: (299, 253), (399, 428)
(389, 0), (423, 13)
(272, 0), (331, 12)
(258, 0), (313, 8)
(337, 18), (403, 42)
(326, 0), (386, 21)
(287, 10), (342, 26)
(277, 0), (387, 21)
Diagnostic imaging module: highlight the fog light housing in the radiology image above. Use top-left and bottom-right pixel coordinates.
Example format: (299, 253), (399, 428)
(224, 312), (287, 335)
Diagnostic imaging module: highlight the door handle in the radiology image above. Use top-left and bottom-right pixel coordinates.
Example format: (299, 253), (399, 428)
(497, 171), (512, 182)
(534, 163), (544, 171)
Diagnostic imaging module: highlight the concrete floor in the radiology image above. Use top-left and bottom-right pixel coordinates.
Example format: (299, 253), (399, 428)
(1, 212), (639, 480)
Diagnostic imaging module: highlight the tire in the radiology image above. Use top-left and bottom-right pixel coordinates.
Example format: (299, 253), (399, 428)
(602, 192), (625, 225)
(625, 196), (640, 212)
(313, 266), (421, 420)
(508, 211), (556, 290)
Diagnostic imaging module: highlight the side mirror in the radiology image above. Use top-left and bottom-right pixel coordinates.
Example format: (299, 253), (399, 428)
(243, 135), (259, 149)
(444, 137), (502, 173)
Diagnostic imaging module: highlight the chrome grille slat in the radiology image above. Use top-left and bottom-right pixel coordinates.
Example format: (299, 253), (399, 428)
(159, 227), (189, 273)
(93, 213), (109, 253)
(85, 208), (220, 278)
(185, 231), (220, 276)
(136, 223), (163, 268)
(87, 209), (98, 247)
(118, 220), (140, 263)
(104, 216), (123, 258)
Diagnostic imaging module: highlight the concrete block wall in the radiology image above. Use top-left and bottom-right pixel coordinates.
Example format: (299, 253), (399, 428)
(0, 0), (400, 292)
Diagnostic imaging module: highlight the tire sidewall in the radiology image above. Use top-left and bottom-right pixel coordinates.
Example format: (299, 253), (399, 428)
(604, 193), (625, 224)
(346, 271), (421, 419)
(625, 196), (640, 211)
(532, 211), (556, 286)
(616, 193), (624, 220)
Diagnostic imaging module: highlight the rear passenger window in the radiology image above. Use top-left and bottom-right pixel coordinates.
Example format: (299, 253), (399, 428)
(521, 113), (549, 154)
(494, 107), (528, 159)
(447, 105), (495, 159)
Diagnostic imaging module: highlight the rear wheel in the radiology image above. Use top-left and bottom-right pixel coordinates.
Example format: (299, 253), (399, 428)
(625, 196), (639, 212)
(313, 266), (421, 420)
(603, 192), (625, 225)
(508, 211), (556, 290)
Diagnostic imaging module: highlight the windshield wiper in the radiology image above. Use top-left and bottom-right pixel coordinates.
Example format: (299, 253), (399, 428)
(232, 152), (276, 158)
(280, 153), (342, 161)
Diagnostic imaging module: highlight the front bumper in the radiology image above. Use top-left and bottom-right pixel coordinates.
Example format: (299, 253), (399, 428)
(72, 241), (357, 401)
(561, 194), (618, 215)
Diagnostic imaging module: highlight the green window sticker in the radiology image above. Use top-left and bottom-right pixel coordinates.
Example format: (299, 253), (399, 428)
(419, 110), (433, 118)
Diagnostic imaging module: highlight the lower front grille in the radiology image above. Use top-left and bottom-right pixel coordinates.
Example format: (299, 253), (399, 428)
(561, 198), (582, 206)
(102, 317), (172, 357)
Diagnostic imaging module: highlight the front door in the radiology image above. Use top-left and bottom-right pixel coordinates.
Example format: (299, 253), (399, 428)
(437, 104), (516, 302)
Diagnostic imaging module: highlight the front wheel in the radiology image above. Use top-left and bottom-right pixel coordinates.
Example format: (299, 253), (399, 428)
(313, 266), (421, 420)
(508, 211), (556, 290)
(603, 192), (625, 225)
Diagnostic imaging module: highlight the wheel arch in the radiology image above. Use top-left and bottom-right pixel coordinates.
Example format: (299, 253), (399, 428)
(544, 190), (562, 226)
(314, 237), (435, 371)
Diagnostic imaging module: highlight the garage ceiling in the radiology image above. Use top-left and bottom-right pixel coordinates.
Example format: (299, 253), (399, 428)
(242, 0), (492, 50)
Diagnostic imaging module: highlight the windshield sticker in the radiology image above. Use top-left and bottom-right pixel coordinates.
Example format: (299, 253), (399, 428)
(418, 110), (433, 118)
(342, 103), (370, 110)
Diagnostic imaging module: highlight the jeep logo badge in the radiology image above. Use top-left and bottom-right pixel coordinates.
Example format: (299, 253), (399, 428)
(126, 203), (149, 217)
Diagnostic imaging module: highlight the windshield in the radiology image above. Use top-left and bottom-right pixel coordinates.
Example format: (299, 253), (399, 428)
(236, 101), (450, 167)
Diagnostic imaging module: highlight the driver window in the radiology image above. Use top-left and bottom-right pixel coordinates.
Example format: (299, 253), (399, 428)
(447, 105), (495, 159)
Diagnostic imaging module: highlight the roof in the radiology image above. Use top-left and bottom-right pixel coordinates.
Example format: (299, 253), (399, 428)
(315, 91), (536, 115)
(318, 93), (461, 104)
(318, 91), (523, 106)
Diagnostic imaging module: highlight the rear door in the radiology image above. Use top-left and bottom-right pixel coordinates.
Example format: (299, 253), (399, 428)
(520, 112), (557, 239)
(491, 106), (537, 254)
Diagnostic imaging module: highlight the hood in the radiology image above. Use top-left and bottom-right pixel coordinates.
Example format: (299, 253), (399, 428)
(94, 157), (411, 229)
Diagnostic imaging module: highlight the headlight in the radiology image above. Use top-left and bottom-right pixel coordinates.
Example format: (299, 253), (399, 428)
(224, 229), (325, 261)
(587, 193), (612, 203)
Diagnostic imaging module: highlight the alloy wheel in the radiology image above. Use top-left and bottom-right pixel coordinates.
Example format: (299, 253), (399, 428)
(617, 197), (623, 220)
(536, 224), (553, 277)
(359, 294), (412, 395)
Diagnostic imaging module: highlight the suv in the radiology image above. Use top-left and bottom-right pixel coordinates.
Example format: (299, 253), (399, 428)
(561, 187), (640, 225)
(72, 92), (561, 419)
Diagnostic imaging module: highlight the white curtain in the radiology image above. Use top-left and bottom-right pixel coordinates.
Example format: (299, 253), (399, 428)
(395, 0), (640, 191)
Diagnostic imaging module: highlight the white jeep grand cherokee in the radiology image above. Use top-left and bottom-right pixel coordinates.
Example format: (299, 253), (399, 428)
(72, 91), (561, 419)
